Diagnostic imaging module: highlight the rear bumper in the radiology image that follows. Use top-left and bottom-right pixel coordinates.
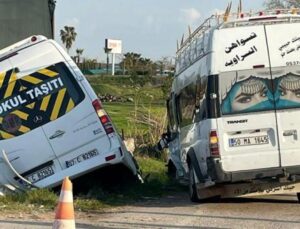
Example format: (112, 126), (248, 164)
(208, 158), (300, 183)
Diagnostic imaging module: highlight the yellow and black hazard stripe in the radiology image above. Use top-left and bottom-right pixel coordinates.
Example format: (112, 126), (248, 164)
(0, 63), (81, 140)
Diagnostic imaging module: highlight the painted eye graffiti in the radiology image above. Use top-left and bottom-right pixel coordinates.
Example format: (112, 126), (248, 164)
(235, 79), (267, 104)
(279, 75), (300, 95)
(236, 95), (252, 104)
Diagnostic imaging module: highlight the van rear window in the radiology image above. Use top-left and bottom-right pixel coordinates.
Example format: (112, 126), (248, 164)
(220, 67), (300, 115)
(0, 62), (84, 139)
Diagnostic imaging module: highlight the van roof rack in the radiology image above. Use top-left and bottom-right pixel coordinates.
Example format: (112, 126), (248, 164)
(177, 8), (300, 56)
(176, 8), (300, 74)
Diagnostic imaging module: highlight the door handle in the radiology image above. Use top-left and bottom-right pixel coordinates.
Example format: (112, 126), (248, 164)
(49, 130), (65, 139)
(283, 130), (297, 140)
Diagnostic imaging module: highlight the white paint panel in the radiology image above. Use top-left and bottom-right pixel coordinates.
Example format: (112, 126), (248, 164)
(266, 23), (300, 167)
(266, 23), (300, 68)
(212, 26), (269, 73)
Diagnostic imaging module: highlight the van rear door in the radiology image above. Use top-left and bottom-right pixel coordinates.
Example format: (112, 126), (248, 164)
(0, 52), (57, 184)
(265, 22), (300, 167)
(213, 26), (280, 172)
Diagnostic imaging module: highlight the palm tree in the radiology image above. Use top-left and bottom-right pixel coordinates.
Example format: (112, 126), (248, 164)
(60, 26), (77, 53)
(76, 48), (84, 64)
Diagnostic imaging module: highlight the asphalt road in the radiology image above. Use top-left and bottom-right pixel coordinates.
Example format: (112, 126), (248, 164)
(1, 192), (300, 228)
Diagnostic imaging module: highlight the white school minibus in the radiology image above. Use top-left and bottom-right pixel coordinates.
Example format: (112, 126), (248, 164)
(164, 9), (300, 202)
(0, 36), (139, 194)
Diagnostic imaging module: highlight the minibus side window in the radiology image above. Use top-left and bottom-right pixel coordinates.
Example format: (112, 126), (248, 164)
(167, 98), (176, 132)
(178, 83), (196, 127)
(195, 76), (208, 121)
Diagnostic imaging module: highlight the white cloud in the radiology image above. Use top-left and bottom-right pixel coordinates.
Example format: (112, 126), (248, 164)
(180, 8), (201, 25)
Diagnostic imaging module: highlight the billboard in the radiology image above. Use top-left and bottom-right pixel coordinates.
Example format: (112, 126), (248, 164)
(105, 39), (122, 54)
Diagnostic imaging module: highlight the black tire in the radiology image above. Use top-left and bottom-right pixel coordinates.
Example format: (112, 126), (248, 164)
(189, 163), (201, 202)
(167, 161), (177, 179)
(297, 193), (300, 203)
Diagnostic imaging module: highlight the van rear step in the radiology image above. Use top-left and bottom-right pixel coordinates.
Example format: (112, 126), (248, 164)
(196, 181), (300, 200)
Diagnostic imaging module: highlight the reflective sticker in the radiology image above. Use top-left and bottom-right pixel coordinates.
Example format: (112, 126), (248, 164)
(0, 63), (83, 140)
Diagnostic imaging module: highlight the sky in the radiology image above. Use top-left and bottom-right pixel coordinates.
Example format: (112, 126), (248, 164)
(54, 0), (264, 62)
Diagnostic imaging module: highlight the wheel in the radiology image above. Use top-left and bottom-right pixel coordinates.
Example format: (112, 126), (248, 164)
(297, 193), (300, 203)
(189, 163), (201, 202)
(167, 161), (176, 179)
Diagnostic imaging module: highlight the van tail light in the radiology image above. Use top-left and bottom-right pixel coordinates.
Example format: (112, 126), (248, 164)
(92, 99), (115, 135)
(210, 130), (220, 157)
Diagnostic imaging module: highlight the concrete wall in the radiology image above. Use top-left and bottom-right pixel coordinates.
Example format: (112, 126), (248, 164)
(0, 0), (53, 49)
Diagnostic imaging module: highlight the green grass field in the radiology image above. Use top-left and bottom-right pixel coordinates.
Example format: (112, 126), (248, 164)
(88, 75), (167, 138)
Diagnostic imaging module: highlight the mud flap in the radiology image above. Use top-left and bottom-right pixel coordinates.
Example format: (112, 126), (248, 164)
(188, 149), (206, 183)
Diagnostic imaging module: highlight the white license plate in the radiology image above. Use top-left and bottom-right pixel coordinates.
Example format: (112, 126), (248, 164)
(66, 149), (99, 168)
(229, 135), (269, 147)
(26, 165), (54, 183)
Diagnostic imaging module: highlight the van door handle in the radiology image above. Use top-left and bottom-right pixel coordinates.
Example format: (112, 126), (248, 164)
(49, 130), (65, 139)
(283, 130), (297, 140)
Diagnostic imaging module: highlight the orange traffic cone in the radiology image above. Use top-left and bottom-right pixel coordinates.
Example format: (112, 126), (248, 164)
(53, 177), (75, 229)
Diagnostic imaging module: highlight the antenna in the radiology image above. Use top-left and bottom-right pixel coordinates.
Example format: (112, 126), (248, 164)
(223, 1), (232, 22)
(188, 25), (192, 37)
(181, 34), (184, 46)
(237, 0), (242, 18)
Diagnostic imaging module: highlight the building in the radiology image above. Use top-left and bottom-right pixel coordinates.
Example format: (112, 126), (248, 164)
(0, 0), (55, 49)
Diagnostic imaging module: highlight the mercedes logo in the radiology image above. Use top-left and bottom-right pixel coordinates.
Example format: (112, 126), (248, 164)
(33, 115), (43, 123)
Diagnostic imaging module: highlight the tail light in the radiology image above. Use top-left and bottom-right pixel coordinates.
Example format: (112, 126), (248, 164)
(210, 130), (220, 157)
(92, 99), (115, 135)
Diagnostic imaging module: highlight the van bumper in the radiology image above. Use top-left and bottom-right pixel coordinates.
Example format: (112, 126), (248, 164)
(207, 158), (300, 183)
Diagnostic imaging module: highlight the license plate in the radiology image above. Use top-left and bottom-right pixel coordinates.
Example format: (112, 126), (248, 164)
(66, 149), (99, 168)
(229, 135), (269, 147)
(26, 165), (54, 183)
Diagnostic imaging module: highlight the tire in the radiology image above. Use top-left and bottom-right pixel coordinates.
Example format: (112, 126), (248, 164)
(189, 163), (201, 202)
(297, 193), (300, 203)
(167, 161), (176, 179)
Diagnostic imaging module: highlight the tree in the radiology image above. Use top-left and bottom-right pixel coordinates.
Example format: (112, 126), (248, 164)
(60, 26), (77, 53)
(76, 48), (84, 64)
(264, 0), (300, 9)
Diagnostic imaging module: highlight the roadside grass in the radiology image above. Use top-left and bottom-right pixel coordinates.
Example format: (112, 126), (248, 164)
(103, 102), (165, 135)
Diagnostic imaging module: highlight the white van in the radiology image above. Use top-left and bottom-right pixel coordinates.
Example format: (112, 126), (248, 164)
(163, 10), (300, 202)
(0, 36), (139, 194)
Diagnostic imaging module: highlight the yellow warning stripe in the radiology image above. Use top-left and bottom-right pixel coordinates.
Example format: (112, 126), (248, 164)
(26, 102), (36, 109)
(19, 125), (30, 133)
(4, 79), (17, 98)
(0, 71), (17, 89)
(66, 99), (75, 113)
(11, 110), (29, 120)
(38, 69), (58, 77)
(22, 75), (43, 84)
(0, 72), (5, 88)
(50, 88), (66, 120)
(1, 131), (14, 139)
(41, 94), (51, 111)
